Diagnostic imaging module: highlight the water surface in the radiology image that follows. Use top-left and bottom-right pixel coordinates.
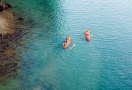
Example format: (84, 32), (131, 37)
(1, 0), (132, 90)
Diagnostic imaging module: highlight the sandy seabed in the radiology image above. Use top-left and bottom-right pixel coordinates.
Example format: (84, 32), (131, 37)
(0, 10), (15, 35)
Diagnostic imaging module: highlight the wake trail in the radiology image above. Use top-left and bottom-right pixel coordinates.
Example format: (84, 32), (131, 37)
(70, 43), (75, 50)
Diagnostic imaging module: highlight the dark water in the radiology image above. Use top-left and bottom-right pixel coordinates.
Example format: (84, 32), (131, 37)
(1, 0), (132, 90)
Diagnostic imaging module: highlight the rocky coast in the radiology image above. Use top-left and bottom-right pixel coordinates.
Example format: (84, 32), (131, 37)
(0, 1), (25, 81)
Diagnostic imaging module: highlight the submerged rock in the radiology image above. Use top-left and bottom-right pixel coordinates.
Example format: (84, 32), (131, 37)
(0, 0), (34, 82)
(0, 2), (27, 81)
(0, 1), (11, 11)
(19, 17), (24, 20)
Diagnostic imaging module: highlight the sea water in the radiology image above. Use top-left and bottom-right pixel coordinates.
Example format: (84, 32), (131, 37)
(1, 0), (132, 90)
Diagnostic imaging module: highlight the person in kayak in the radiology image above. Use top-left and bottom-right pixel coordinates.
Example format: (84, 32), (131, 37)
(64, 42), (67, 46)
(64, 37), (68, 46)
(84, 30), (90, 40)
(84, 30), (89, 35)
(63, 35), (70, 47)
(84, 30), (90, 36)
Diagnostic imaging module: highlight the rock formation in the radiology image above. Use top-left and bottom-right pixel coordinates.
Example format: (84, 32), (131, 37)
(0, 1), (24, 81)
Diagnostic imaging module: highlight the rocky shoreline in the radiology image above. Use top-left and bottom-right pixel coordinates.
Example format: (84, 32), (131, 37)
(0, 1), (26, 81)
(0, 0), (11, 11)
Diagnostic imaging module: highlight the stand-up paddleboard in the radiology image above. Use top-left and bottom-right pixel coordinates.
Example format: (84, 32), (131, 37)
(84, 30), (90, 41)
(62, 35), (70, 48)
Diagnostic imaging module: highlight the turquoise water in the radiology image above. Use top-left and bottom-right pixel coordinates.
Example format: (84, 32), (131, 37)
(2, 0), (132, 90)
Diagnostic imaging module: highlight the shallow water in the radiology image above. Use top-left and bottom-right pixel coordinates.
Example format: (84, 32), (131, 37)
(1, 0), (132, 90)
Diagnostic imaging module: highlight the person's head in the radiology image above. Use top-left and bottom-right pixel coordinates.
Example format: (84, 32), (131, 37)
(64, 43), (67, 46)
(86, 30), (89, 32)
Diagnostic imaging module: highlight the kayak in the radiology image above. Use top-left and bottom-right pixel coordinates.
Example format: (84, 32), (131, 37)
(62, 35), (70, 48)
(84, 30), (90, 41)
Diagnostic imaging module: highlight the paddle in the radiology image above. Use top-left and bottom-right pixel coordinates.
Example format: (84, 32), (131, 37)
(87, 28), (93, 36)
(87, 28), (91, 30)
